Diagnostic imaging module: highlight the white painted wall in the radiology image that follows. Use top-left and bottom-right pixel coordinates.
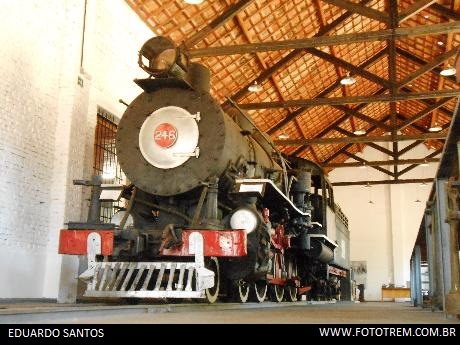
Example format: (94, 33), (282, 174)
(0, 0), (151, 299)
(329, 143), (438, 301)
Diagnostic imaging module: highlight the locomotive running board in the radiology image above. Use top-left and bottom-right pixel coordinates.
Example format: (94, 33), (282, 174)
(82, 232), (215, 299)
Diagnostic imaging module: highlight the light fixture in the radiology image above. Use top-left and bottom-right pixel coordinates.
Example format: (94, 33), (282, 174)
(415, 199), (421, 203)
(340, 73), (356, 86)
(420, 182), (428, 187)
(353, 129), (366, 136)
(437, 41), (444, 46)
(408, 83), (413, 87)
(358, 162), (367, 169)
(420, 159), (429, 167)
(440, 65), (456, 77)
(428, 124), (442, 132)
(364, 182), (372, 188)
(424, 15), (429, 19)
(184, 0), (204, 4)
(278, 132), (289, 139)
(248, 80), (263, 92)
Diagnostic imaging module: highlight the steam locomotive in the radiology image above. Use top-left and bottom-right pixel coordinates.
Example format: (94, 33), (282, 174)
(59, 37), (351, 303)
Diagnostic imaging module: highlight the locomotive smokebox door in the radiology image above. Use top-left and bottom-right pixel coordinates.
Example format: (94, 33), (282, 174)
(139, 105), (200, 169)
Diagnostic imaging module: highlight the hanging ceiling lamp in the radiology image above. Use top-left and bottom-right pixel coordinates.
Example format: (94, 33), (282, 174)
(353, 129), (366, 136)
(248, 81), (263, 92)
(184, 0), (204, 4)
(340, 73), (356, 86)
(278, 132), (289, 139)
(440, 65), (456, 76)
(428, 123), (442, 132)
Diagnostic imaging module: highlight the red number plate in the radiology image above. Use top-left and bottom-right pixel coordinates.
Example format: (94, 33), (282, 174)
(154, 123), (177, 148)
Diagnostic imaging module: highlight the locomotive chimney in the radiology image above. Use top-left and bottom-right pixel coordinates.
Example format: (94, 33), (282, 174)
(186, 63), (211, 93)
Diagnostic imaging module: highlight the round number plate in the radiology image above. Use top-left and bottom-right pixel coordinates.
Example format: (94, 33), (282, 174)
(154, 123), (177, 148)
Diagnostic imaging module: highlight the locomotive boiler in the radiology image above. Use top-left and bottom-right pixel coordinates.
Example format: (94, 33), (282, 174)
(59, 36), (351, 303)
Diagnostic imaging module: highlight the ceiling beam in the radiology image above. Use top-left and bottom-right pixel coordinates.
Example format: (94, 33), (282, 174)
(232, 7), (305, 139)
(400, 86), (454, 119)
(397, 140), (424, 156)
(397, 97), (454, 131)
(184, 0), (256, 47)
(323, 157), (440, 168)
(397, 0), (438, 24)
(306, 48), (391, 88)
(333, 105), (393, 131)
(388, 0), (398, 178)
(323, 143), (355, 164)
(188, 21), (460, 57)
(239, 89), (460, 110)
(334, 125), (396, 157)
(398, 149), (443, 176)
(396, 47), (457, 84)
(332, 178), (433, 186)
(291, 89), (387, 156)
(343, 151), (394, 176)
(223, 0), (374, 105)
(431, 3), (460, 21)
(275, 132), (446, 146)
(267, 49), (387, 134)
(321, 0), (390, 23)
(367, 142), (396, 157)
(397, 47), (460, 89)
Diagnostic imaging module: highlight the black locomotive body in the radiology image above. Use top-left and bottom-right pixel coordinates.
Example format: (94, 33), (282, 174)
(59, 37), (351, 303)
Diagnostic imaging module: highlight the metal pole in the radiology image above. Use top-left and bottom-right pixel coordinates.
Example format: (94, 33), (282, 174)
(424, 211), (435, 305)
(414, 245), (423, 307)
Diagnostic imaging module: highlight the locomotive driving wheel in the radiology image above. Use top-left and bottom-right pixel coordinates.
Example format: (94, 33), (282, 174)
(230, 279), (250, 303)
(204, 257), (220, 304)
(268, 251), (285, 302)
(285, 255), (298, 302)
(251, 280), (267, 303)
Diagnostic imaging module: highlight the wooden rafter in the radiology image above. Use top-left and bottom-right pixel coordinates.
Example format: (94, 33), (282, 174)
(398, 149), (443, 176)
(333, 178), (433, 186)
(306, 48), (391, 88)
(323, 144), (354, 164)
(323, 157), (440, 168)
(397, 0), (438, 24)
(334, 127), (395, 176)
(188, 21), (460, 57)
(387, 0), (399, 178)
(275, 132), (446, 146)
(184, 0), (256, 47)
(333, 105), (392, 131)
(231, 3), (304, 139)
(291, 88), (387, 156)
(397, 48), (457, 84)
(397, 140), (424, 156)
(342, 152), (394, 177)
(333, 125), (395, 156)
(431, 3), (460, 21)
(397, 98), (454, 131)
(223, 0), (374, 105)
(397, 47), (460, 89)
(239, 89), (460, 110)
(400, 86), (453, 118)
(322, 0), (389, 24)
(267, 49), (387, 135)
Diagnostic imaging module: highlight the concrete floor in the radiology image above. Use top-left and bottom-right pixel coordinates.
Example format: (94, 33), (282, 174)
(2, 301), (459, 324)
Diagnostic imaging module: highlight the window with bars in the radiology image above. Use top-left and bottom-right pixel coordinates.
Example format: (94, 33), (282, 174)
(93, 107), (126, 223)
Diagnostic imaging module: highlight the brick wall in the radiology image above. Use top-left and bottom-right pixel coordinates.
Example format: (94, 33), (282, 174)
(0, 0), (151, 299)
